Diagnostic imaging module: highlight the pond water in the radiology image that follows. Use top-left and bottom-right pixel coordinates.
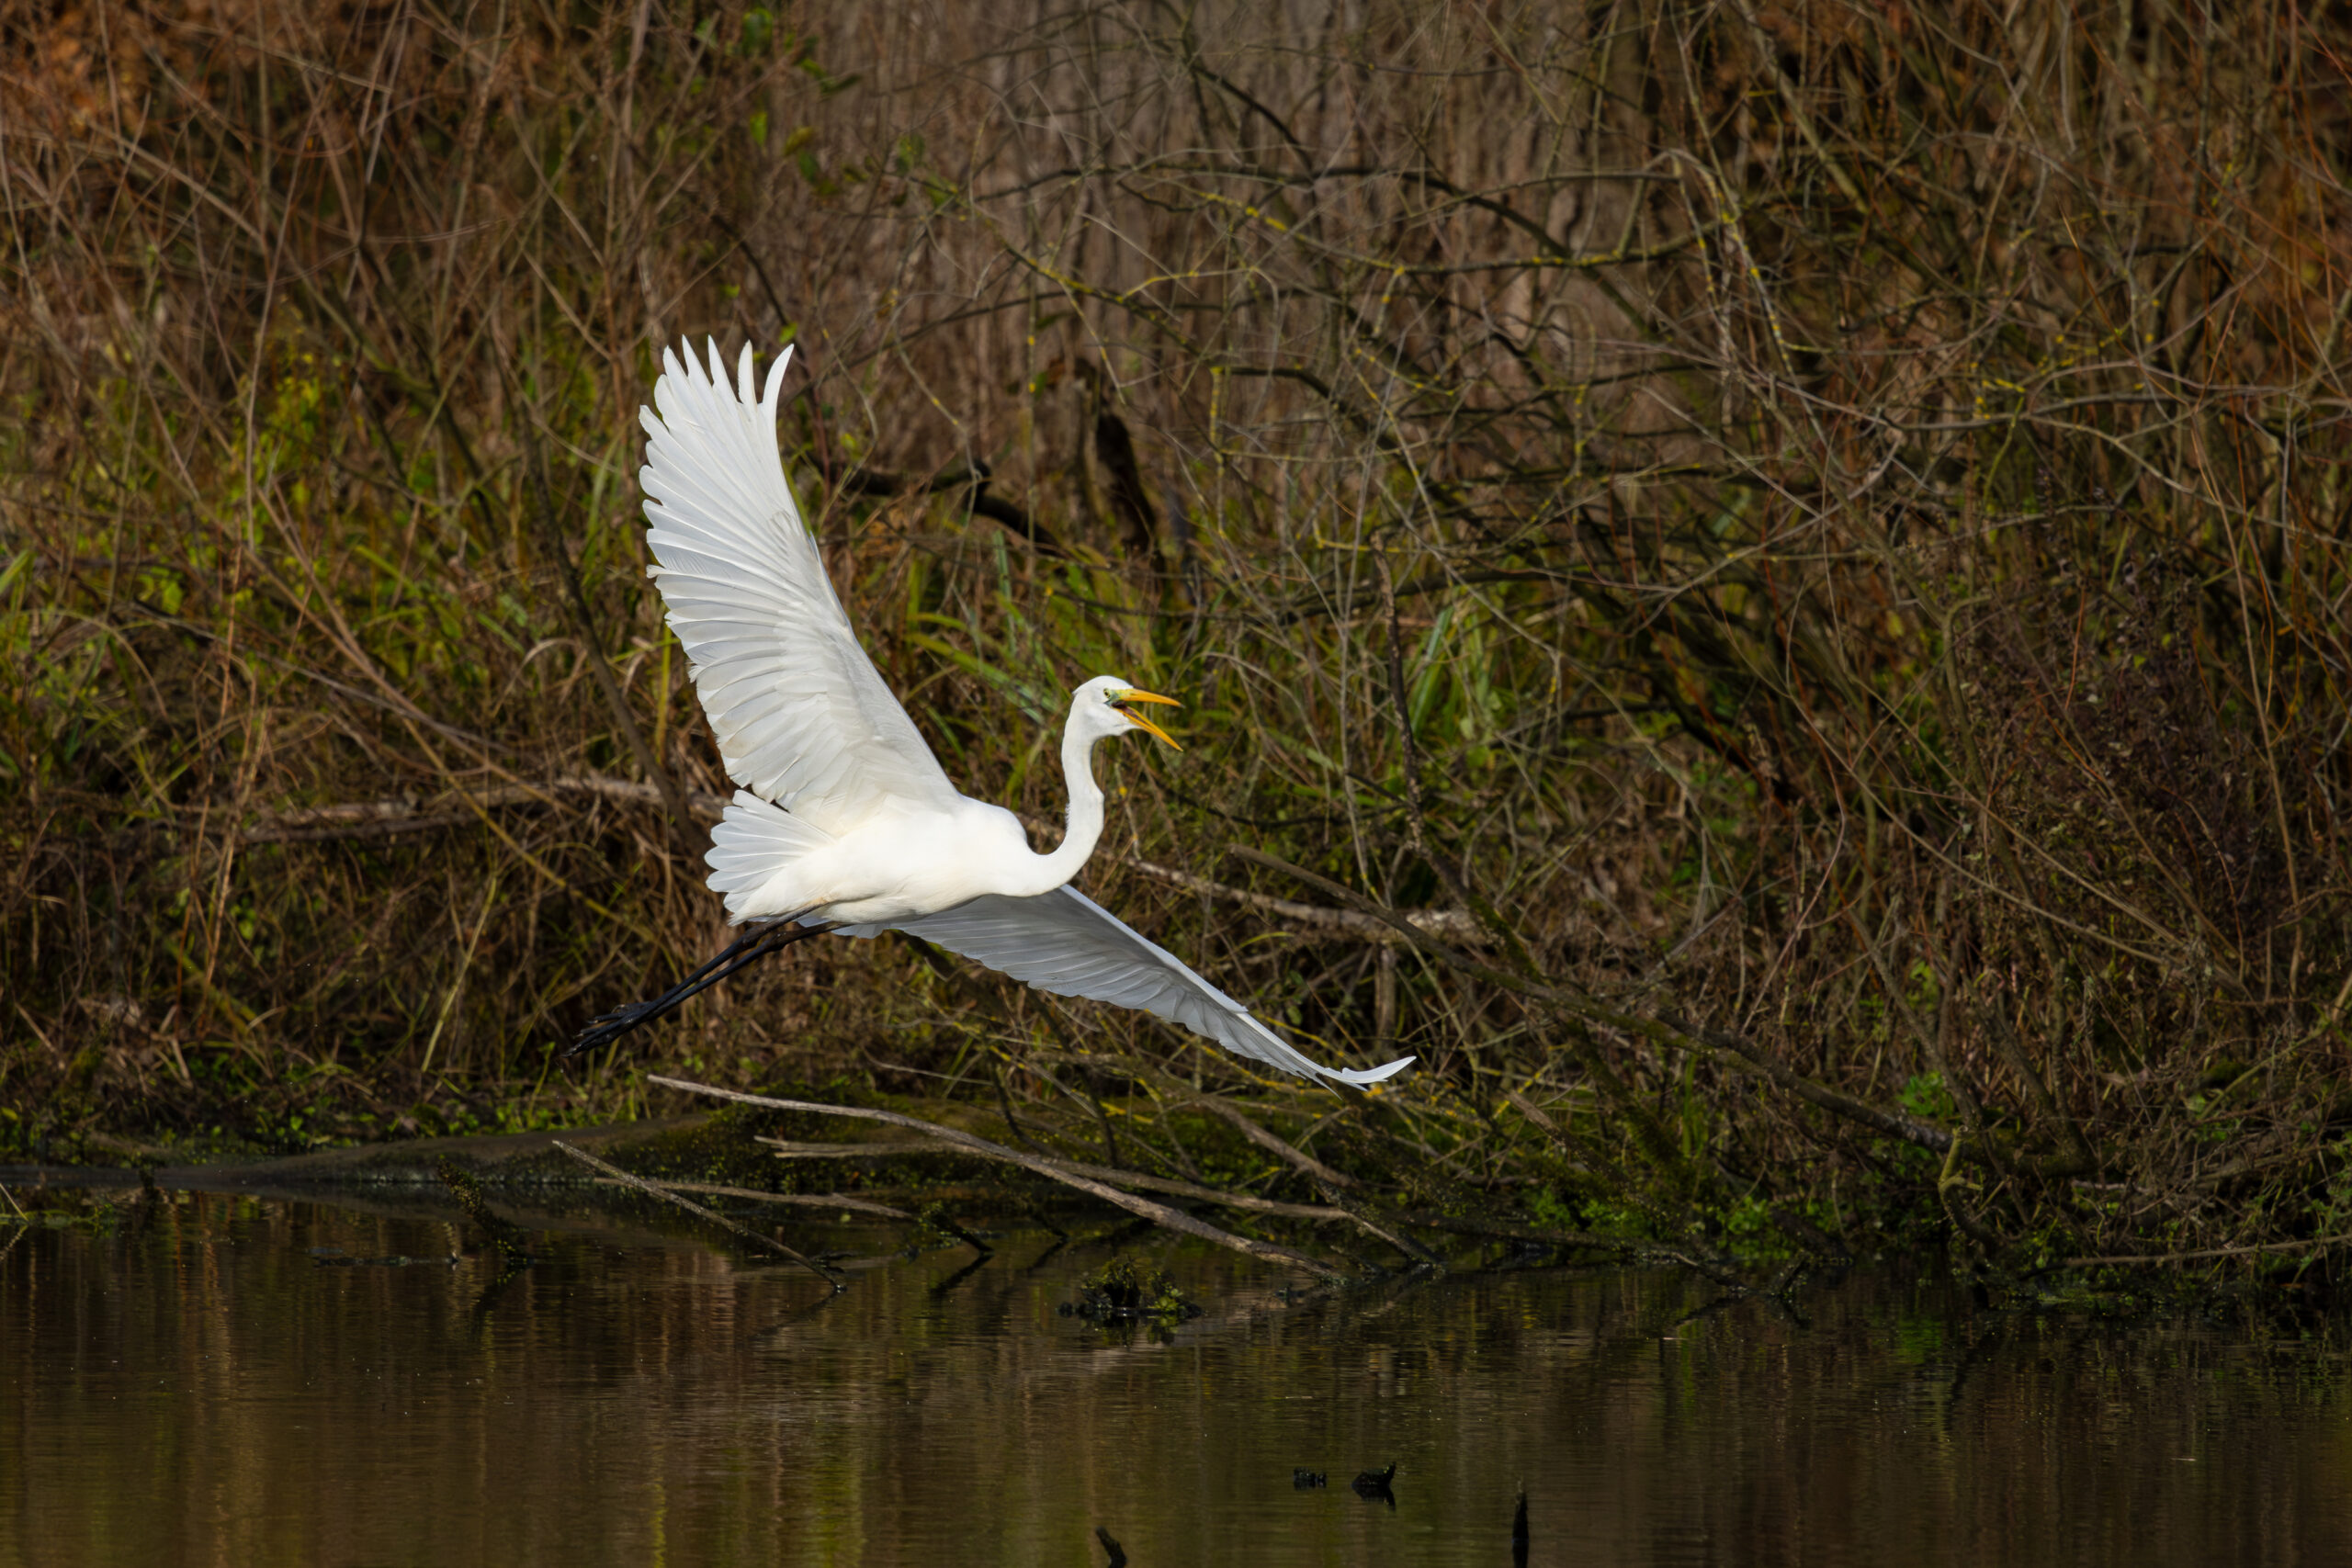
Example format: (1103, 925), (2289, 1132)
(4, 1178), (2350, 1567)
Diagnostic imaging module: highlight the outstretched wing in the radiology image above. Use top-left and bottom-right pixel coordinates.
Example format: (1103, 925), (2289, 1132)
(864, 886), (1415, 1088)
(640, 338), (959, 833)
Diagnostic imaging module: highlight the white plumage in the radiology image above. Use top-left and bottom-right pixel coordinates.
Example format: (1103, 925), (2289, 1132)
(631, 338), (1413, 1089)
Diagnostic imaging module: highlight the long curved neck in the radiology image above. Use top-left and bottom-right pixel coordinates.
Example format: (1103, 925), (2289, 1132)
(1024, 712), (1106, 893)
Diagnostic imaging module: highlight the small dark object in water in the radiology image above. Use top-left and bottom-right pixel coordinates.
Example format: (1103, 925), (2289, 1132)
(1069, 1256), (1202, 1324)
(1293, 1469), (1327, 1489)
(311, 1248), (457, 1269)
(1512, 1490), (1530, 1567)
(1094, 1524), (1127, 1566)
(1351, 1462), (1397, 1502)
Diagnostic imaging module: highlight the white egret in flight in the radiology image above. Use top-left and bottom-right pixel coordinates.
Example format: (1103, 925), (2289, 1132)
(570, 339), (1414, 1089)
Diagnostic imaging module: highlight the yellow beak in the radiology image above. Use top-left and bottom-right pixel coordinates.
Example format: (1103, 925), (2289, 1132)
(1111, 688), (1182, 750)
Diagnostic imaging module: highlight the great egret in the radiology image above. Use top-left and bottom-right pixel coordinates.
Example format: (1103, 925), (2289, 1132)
(570, 338), (1414, 1089)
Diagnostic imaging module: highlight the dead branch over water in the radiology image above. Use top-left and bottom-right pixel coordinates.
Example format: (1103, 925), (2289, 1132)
(4, 0), (2351, 1277)
(650, 1076), (1349, 1276)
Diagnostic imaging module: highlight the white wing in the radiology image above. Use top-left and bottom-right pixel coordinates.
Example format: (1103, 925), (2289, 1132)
(863, 886), (1415, 1088)
(640, 338), (959, 832)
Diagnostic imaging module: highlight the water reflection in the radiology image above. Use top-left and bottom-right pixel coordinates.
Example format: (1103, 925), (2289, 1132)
(4, 1184), (2350, 1566)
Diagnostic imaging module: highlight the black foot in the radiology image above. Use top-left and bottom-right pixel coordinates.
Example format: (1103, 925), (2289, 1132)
(562, 919), (840, 1060)
(569, 998), (665, 1057)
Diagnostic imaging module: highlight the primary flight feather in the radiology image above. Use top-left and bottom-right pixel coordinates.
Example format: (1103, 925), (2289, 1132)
(580, 337), (1414, 1090)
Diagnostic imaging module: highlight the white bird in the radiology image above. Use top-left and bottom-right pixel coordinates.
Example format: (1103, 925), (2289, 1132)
(571, 338), (1414, 1089)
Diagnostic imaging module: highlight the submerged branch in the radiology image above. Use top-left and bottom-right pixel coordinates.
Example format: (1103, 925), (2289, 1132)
(590, 1177), (914, 1221)
(553, 1139), (844, 1287)
(650, 1077), (1350, 1278)
(753, 1133), (1352, 1221)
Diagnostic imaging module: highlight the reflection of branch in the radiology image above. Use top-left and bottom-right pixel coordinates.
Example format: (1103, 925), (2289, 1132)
(591, 1176), (912, 1221)
(554, 1139), (843, 1288)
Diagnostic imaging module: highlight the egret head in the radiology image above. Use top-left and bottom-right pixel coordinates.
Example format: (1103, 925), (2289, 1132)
(1072, 674), (1182, 750)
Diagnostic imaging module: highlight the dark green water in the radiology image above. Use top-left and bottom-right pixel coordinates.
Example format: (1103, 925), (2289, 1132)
(4, 1181), (2349, 1567)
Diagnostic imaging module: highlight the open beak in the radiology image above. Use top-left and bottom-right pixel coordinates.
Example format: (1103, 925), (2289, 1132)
(1111, 688), (1182, 750)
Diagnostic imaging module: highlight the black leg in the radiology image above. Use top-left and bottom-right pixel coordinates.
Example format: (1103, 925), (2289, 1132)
(567, 920), (839, 1057)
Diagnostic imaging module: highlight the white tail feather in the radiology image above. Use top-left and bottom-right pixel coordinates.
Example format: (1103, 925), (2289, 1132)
(705, 789), (834, 923)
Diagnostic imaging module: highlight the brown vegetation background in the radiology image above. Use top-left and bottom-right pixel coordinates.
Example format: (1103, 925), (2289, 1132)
(5, 0), (2351, 1269)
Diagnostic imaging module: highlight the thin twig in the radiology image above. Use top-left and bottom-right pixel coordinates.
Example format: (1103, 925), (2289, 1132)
(1193, 1098), (1360, 1189)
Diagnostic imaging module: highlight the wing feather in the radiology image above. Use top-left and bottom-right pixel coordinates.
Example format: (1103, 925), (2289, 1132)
(640, 338), (957, 830)
(868, 886), (1414, 1087)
